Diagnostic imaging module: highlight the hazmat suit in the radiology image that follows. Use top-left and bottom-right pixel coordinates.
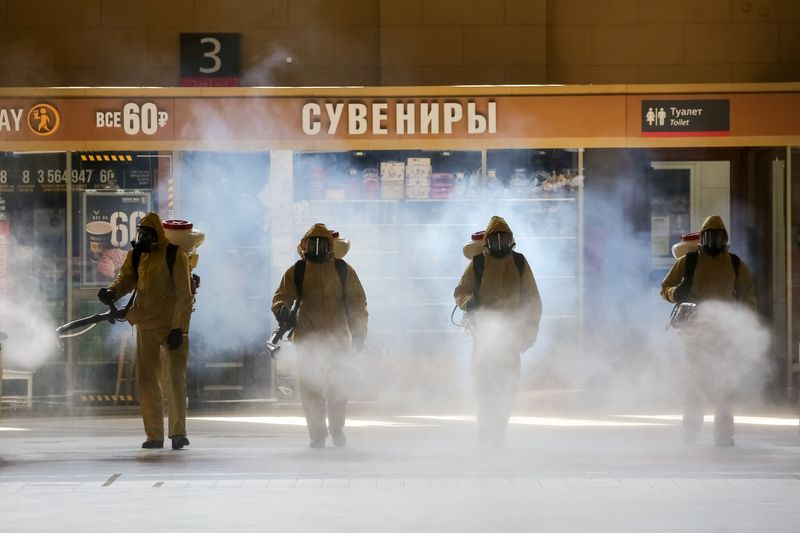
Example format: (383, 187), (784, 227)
(103, 212), (194, 450)
(272, 223), (368, 448)
(454, 216), (543, 446)
(660, 215), (757, 446)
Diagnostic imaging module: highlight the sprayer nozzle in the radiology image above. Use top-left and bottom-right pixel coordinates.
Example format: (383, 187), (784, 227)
(266, 343), (281, 358)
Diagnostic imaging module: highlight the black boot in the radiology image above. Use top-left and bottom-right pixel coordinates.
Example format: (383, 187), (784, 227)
(142, 440), (163, 449)
(171, 436), (190, 450)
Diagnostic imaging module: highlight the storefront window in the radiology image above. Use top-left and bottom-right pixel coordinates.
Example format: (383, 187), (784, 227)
(289, 148), (581, 400)
(0, 152), (68, 399)
(790, 147), (800, 400)
(177, 151), (272, 403)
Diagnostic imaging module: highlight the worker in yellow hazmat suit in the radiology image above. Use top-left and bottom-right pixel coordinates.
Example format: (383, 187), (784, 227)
(661, 215), (757, 446)
(454, 216), (543, 447)
(272, 223), (368, 448)
(100, 212), (194, 450)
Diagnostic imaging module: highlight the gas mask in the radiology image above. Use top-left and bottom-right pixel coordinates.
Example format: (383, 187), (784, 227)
(132, 226), (158, 253)
(304, 236), (330, 263)
(486, 231), (514, 258)
(700, 229), (728, 257)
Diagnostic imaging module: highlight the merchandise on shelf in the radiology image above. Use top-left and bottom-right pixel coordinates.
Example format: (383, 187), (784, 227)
(381, 180), (404, 199)
(509, 168), (536, 198)
(406, 157), (432, 183)
(485, 169), (505, 196)
(405, 185), (430, 199)
(430, 173), (455, 199)
(453, 171), (467, 197)
(406, 175), (432, 187)
(309, 165), (327, 200)
(431, 173), (454, 185)
(380, 161), (405, 181)
(541, 168), (582, 195)
(464, 170), (482, 198)
(362, 174), (379, 199)
(362, 167), (378, 182)
(357, 167), (379, 200)
(346, 168), (362, 199)
(407, 157), (431, 167)
(325, 188), (346, 200)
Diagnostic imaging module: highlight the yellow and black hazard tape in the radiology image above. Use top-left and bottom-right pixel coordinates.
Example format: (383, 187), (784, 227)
(80, 394), (136, 403)
(80, 154), (134, 162)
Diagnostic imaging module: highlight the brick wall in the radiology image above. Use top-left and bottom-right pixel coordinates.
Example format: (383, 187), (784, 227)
(0, 0), (797, 87)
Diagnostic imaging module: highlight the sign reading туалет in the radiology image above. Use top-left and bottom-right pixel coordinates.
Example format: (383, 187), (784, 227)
(641, 100), (729, 137)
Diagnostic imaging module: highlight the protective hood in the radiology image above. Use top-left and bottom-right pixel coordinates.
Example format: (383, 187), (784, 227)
(699, 215), (727, 236)
(108, 210), (193, 331)
(138, 212), (166, 245)
(300, 223), (333, 251)
(484, 215), (514, 240)
(483, 216), (516, 258)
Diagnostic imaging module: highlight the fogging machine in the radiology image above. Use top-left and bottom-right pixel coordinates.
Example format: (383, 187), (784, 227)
(666, 302), (697, 331)
(266, 301), (298, 358)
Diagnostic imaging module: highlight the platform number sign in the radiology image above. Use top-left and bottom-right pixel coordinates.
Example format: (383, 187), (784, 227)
(180, 33), (240, 87)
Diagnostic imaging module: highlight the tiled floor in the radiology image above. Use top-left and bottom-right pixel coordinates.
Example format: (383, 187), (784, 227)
(1, 409), (799, 531)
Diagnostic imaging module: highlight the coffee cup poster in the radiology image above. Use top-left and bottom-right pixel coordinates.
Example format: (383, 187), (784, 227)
(81, 191), (151, 287)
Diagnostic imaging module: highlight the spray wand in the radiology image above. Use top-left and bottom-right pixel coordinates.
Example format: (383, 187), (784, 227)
(55, 294), (134, 339)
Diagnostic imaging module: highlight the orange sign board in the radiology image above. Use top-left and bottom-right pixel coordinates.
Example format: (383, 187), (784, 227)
(0, 90), (798, 147)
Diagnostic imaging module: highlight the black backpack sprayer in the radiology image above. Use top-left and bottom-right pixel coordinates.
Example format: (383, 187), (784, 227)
(664, 231), (740, 331)
(451, 229), (526, 333)
(266, 229), (351, 358)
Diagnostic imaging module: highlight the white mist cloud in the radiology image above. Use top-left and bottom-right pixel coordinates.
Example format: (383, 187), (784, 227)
(174, 147), (772, 421)
(241, 47), (293, 87)
(0, 237), (59, 370)
(176, 152), (271, 358)
(683, 300), (771, 397)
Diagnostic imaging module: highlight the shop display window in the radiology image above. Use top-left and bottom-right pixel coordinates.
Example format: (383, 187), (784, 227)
(292, 149), (582, 392)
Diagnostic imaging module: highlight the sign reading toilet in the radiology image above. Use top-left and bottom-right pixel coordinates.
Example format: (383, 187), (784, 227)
(81, 191), (151, 287)
(641, 100), (730, 136)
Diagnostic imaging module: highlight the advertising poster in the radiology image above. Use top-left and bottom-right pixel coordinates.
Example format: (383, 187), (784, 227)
(82, 191), (151, 287)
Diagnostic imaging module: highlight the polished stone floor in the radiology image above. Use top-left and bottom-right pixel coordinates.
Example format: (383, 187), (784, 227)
(1, 406), (799, 532)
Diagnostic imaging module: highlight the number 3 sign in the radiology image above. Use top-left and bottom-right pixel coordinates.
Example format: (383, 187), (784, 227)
(180, 33), (241, 87)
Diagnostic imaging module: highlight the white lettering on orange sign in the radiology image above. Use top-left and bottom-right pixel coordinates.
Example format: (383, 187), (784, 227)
(301, 100), (497, 136)
(0, 108), (23, 131)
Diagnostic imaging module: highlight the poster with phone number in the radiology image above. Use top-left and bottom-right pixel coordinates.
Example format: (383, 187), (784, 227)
(82, 191), (151, 287)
